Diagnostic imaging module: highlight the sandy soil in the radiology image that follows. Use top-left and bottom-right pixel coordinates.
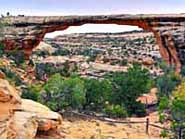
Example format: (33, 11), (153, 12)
(60, 112), (165, 139)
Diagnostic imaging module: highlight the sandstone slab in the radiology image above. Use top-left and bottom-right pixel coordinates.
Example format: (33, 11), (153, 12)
(0, 78), (63, 139)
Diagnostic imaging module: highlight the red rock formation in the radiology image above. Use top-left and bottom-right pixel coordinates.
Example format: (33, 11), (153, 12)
(1, 14), (185, 73)
(0, 77), (63, 139)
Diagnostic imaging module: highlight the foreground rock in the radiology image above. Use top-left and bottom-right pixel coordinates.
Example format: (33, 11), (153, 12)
(0, 78), (63, 139)
(21, 99), (62, 132)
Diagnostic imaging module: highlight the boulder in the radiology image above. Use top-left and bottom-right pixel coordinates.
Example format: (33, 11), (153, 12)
(0, 78), (63, 139)
(21, 99), (62, 131)
(7, 111), (38, 139)
(137, 88), (158, 106)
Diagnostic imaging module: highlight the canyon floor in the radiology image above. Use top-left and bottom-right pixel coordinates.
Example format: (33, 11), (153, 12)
(60, 111), (165, 139)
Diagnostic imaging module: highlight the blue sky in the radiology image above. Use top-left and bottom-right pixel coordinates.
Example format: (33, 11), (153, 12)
(1, 0), (185, 15)
(1, 0), (185, 37)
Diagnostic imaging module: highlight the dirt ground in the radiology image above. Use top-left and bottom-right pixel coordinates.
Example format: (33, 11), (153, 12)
(60, 112), (165, 139)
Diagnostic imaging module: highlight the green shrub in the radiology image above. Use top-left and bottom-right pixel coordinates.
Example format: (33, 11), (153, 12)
(171, 99), (185, 138)
(80, 48), (102, 62)
(158, 81), (185, 138)
(21, 84), (42, 101)
(33, 50), (50, 57)
(0, 43), (5, 57)
(0, 22), (5, 38)
(160, 130), (169, 138)
(131, 101), (146, 117)
(83, 78), (112, 111)
(106, 63), (152, 116)
(40, 74), (86, 111)
(35, 60), (78, 80)
(103, 104), (127, 118)
(180, 66), (185, 76)
(37, 63), (153, 118)
(120, 59), (128, 66)
(156, 67), (181, 99)
(158, 97), (169, 112)
(158, 97), (169, 123)
(53, 48), (70, 56)
(7, 50), (25, 65)
(159, 114), (166, 123)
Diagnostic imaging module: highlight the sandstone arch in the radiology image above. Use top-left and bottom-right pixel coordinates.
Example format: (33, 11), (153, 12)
(1, 14), (185, 73)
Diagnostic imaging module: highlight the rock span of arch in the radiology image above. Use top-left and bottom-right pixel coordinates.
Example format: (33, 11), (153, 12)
(1, 14), (185, 73)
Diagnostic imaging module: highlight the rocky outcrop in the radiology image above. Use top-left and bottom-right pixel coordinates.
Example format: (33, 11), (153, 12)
(21, 99), (62, 132)
(7, 111), (38, 139)
(0, 77), (63, 139)
(1, 14), (185, 73)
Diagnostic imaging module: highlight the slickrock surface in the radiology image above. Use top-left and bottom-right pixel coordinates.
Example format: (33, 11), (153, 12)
(0, 77), (63, 139)
(1, 14), (185, 72)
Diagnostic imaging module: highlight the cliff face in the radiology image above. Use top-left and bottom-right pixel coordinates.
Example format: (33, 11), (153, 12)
(1, 14), (185, 73)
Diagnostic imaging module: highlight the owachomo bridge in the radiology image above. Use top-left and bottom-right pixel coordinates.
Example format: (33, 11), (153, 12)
(1, 14), (185, 73)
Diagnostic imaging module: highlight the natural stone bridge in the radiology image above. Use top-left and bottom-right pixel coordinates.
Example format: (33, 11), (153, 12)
(1, 14), (185, 73)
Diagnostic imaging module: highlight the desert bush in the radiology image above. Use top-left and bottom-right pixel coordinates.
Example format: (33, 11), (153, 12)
(0, 43), (5, 57)
(147, 36), (155, 44)
(106, 63), (152, 116)
(180, 66), (185, 76)
(32, 50), (50, 57)
(157, 81), (185, 138)
(156, 62), (182, 127)
(40, 74), (86, 111)
(0, 21), (5, 37)
(103, 104), (128, 118)
(83, 78), (112, 111)
(171, 87), (185, 138)
(120, 59), (128, 66)
(7, 50), (25, 65)
(160, 130), (169, 138)
(38, 64), (153, 118)
(21, 83), (43, 101)
(53, 48), (70, 56)
(158, 97), (169, 112)
(35, 60), (78, 80)
(171, 82), (185, 123)
(80, 48), (102, 62)
(131, 101), (147, 117)
(156, 66), (181, 99)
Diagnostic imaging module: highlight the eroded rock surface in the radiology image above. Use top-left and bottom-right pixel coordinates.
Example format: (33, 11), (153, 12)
(0, 77), (63, 139)
(1, 14), (185, 72)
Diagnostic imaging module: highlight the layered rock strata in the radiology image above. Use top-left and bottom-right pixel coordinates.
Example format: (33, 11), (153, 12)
(1, 14), (185, 72)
